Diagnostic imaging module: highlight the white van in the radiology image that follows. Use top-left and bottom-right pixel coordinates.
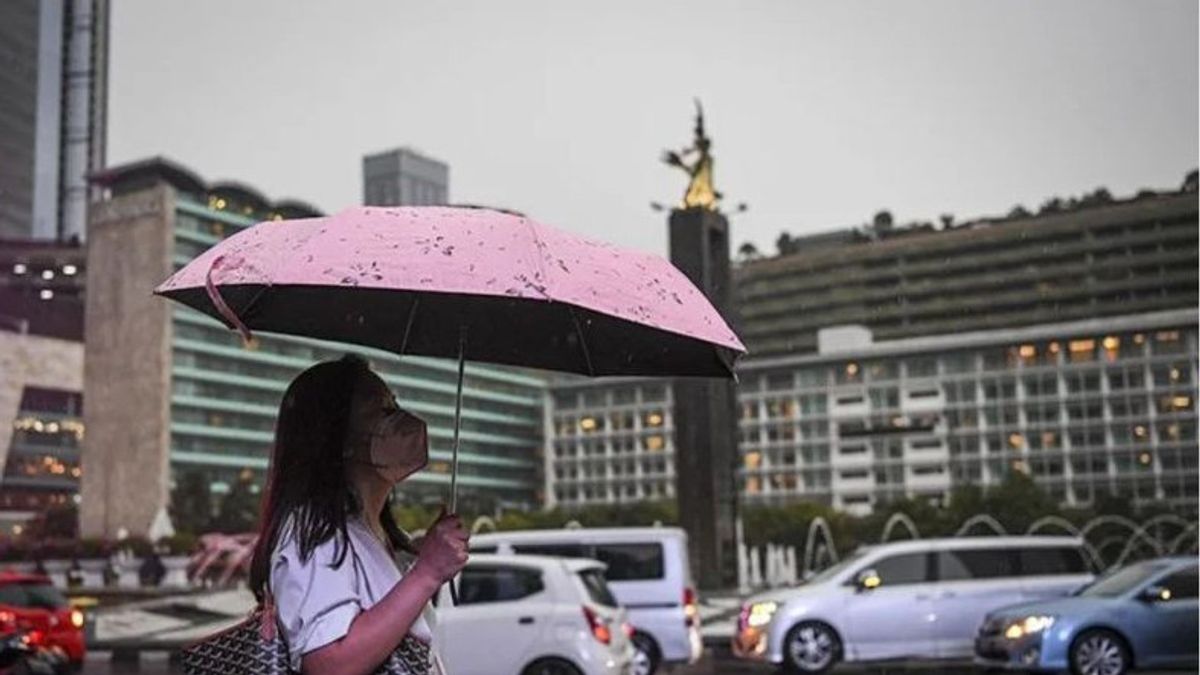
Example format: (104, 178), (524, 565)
(470, 528), (702, 675)
(732, 536), (1096, 673)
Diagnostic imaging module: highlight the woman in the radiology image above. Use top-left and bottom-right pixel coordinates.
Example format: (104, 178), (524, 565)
(248, 355), (468, 674)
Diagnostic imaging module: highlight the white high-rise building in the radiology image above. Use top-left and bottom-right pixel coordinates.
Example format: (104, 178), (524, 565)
(546, 309), (1198, 515)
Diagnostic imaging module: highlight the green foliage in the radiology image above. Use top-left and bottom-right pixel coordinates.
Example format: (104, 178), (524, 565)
(212, 475), (260, 534)
(733, 476), (1192, 561)
(114, 536), (154, 557)
(157, 532), (198, 556)
(171, 470), (214, 535)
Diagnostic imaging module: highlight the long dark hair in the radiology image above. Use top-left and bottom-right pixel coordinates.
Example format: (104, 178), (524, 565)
(249, 354), (413, 602)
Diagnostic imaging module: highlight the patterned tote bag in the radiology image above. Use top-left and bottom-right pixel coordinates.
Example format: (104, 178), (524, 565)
(179, 596), (289, 675)
(180, 540), (434, 674)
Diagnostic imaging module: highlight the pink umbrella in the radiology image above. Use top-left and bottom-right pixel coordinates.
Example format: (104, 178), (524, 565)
(156, 206), (745, 510)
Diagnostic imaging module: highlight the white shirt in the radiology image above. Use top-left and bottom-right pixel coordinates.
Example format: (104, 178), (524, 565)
(270, 516), (441, 672)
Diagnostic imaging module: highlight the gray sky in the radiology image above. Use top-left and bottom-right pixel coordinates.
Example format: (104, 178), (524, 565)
(109, 0), (1198, 255)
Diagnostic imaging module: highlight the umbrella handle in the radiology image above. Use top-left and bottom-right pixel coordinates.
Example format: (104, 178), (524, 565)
(205, 255), (254, 345)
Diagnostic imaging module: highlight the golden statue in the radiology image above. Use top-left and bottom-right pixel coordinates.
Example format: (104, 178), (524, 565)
(662, 99), (721, 210)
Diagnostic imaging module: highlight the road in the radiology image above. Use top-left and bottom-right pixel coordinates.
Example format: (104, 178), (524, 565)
(80, 651), (1185, 674)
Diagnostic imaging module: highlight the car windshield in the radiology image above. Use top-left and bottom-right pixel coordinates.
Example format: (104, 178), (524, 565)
(1078, 562), (1168, 598)
(803, 548), (870, 585)
(0, 582), (68, 610)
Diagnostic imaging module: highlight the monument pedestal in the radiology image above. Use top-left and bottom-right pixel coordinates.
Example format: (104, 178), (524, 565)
(669, 207), (739, 590)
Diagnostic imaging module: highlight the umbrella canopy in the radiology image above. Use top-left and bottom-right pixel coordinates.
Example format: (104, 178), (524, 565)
(156, 206), (744, 377)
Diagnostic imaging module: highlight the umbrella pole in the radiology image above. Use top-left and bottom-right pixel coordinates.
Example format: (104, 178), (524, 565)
(447, 329), (466, 606)
(449, 330), (466, 513)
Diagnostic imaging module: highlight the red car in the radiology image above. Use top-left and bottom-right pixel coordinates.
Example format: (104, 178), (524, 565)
(0, 573), (85, 666)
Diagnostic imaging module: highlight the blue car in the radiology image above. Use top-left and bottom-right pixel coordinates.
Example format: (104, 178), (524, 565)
(976, 556), (1197, 674)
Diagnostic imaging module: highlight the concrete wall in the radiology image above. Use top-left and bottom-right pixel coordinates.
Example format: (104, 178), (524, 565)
(0, 331), (83, 479)
(80, 185), (175, 538)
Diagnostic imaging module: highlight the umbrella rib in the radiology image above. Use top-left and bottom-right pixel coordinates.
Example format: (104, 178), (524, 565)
(398, 297), (420, 356)
(567, 306), (596, 377)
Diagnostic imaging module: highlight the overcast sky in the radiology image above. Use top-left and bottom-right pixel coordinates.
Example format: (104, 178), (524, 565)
(108, 0), (1197, 255)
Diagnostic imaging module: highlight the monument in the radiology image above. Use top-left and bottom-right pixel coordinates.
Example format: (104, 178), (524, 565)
(662, 100), (740, 589)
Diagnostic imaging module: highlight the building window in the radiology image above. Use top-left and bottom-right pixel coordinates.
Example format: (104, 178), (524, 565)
(866, 361), (899, 381)
(1067, 339), (1097, 362)
(907, 358), (938, 378)
(766, 372), (794, 391)
(740, 402), (760, 421)
(642, 435), (665, 452)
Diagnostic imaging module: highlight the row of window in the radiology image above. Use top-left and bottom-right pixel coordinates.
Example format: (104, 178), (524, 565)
(734, 331), (1191, 393)
(554, 481), (673, 503)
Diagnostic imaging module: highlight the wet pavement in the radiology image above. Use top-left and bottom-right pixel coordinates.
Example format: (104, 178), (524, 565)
(77, 651), (1187, 674)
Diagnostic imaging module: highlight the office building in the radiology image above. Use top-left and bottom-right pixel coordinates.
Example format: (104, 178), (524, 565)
(548, 310), (1197, 514)
(81, 158), (543, 538)
(736, 187), (1198, 357)
(0, 0), (109, 241)
(546, 181), (1199, 514)
(362, 148), (449, 207)
(0, 239), (87, 532)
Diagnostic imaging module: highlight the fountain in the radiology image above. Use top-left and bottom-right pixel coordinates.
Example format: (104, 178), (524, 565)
(1025, 516), (1081, 536)
(1169, 523), (1198, 554)
(954, 514), (1007, 537)
(880, 512), (921, 542)
(471, 515), (497, 534)
(802, 517), (839, 578)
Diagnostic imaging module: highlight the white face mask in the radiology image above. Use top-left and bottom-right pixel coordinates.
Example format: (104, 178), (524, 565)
(359, 409), (429, 483)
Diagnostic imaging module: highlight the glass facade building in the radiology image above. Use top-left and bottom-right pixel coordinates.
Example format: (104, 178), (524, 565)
(169, 198), (544, 510)
(82, 158), (544, 538)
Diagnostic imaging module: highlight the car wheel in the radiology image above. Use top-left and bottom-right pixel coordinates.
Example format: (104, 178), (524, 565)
(1070, 629), (1131, 675)
(630, 632), (661, 675)
(783, 621), (841, 674)
(521, 657), (584, 675)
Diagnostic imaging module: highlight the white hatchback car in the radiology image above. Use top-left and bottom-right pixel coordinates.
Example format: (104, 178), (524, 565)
(470, 528), (702, 675)
(435, 554), (635, 675)
(733, 536), (1095, 673)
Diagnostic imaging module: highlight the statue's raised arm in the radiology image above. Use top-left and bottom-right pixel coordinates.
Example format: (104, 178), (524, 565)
(660, 99), (721, 210)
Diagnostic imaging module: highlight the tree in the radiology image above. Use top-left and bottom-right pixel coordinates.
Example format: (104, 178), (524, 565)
(170, 470), (214, 535)
(939, 213), (955, 229)
(1008, 205), (1032, 219)
(736, 241), (760, 262)
(213, 474), (260, 533)
(1183, 169), (1198, 192)
(982, 471), (1058, 534)
(775, 232), (796, 256)
(872, 210), (894, 230)
(1038, 197), (1064, 214)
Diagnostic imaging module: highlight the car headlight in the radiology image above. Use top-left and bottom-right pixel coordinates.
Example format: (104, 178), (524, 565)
(1004, 615), (1055, 640)
(746, 601), (778, 628)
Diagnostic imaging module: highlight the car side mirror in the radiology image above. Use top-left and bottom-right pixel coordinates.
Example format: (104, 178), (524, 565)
(1139, 585), (1171, 603)
(855, 568), (882, 592)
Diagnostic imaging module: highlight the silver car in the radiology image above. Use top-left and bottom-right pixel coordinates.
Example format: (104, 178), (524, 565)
(732, 536), (1095, 673)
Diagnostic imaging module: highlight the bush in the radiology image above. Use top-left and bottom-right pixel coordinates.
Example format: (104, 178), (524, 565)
(114, 536), (153, 557)
(77, 538), (113, 559)
(0, 540), (32, 563)
(158, 533), (198, 556)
